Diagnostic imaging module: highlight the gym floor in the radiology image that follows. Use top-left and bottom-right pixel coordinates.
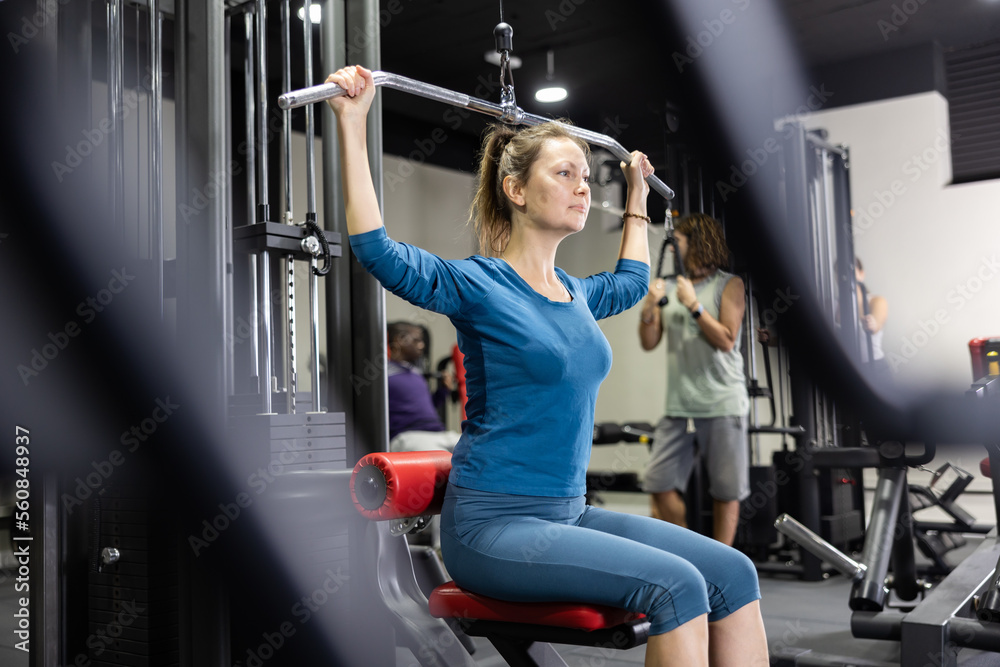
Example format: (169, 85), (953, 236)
(2, 492), (999, 666)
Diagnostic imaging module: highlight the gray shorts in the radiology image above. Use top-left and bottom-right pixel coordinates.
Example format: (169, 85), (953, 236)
(642, 415), (749, 502)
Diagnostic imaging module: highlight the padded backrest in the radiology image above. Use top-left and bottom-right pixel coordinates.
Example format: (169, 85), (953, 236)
(351, 450), (452, 520)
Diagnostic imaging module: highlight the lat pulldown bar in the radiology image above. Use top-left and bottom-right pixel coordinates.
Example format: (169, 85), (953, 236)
(278, 71), (676, 203)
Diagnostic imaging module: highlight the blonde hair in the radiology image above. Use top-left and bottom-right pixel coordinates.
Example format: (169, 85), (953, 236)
(469, 122), (590, 257)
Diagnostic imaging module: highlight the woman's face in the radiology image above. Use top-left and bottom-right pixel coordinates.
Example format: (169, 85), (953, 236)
(511, 138), (591, 235)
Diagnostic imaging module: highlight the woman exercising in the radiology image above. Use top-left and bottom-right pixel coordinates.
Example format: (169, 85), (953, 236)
(326, 64), (768, 667)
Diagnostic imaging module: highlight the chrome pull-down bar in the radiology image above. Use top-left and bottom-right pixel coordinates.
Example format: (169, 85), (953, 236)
(279, 71), (676, 202)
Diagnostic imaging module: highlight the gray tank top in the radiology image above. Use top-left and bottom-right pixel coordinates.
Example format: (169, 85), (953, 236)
(663, 270), (749, 417)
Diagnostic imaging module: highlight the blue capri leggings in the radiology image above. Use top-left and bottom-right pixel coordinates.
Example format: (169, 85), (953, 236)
(439, 485), (760, 636)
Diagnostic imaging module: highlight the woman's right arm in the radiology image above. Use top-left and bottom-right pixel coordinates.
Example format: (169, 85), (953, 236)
(326, 65), (382, 236)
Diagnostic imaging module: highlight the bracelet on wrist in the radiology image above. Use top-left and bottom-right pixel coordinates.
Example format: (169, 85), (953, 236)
(623, 212), (651, 223)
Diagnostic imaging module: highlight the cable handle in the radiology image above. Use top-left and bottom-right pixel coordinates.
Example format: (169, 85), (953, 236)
(655, 222), (684, 306)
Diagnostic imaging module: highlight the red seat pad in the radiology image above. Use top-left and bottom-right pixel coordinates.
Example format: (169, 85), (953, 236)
(428, 582), (644, 631)
(351, 450), (452, 520)
(982, 457), (991, 478)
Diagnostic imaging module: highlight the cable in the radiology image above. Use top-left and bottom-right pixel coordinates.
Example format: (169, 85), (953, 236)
(303, 214), (330, 276)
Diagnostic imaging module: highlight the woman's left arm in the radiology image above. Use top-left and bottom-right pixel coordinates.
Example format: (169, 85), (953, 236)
(616, 151), (653, 265)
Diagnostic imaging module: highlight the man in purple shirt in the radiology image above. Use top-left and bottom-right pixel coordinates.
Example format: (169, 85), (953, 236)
(387, 321), (460, 453)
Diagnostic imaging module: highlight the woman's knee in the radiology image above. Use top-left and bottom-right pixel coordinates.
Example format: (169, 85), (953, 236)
(708, 547), (760, 611)
(638, 559), (710, 628)
(722, 548), (758, 587)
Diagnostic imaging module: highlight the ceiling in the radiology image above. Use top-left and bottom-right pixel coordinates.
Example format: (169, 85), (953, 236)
(369, 0), (1000, 173)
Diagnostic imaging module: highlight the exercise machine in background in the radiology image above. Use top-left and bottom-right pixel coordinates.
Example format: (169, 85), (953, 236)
(732, 122), (868, 580)
(771, 339), (1000, 667)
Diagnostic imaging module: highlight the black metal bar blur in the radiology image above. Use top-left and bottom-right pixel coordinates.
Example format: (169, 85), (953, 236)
(681, 154), (690, 214)
(695, 162), (704, 212)
(55, 2), (96, 658)
(321, 0), (349, 423)
(281, 0), (293, 225)
(108, 0), (125, 241)
(281, 0), (296, 414)
(304, 7), (318, 215)
(174, 0), (231, 663)
(347, 0), (389, 456)
(304, 0), (322, 412)
(256, 0), (274, 414)
(244, 12), (260, 383)
(224, 10), (236, 397)
(784, 122), (823, 581)
(832, 151), (862, 367)
(255, 0), (270, 212)
(150, 0), (164, 321)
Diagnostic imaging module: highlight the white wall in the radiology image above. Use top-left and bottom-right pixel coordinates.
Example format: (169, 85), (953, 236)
(797, 92), (1000, 496)
(804, 92), (1000, 395)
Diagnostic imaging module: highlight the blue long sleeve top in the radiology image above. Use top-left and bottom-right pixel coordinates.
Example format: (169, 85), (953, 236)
(351, 227), (649, 497)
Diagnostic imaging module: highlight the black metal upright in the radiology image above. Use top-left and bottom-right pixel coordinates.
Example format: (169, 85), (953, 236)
(319, 2), (395, 665)
(42, 3), (97, 664)
(832, 150), (865, 454)
(344, 0), (389, 464)
(832, 151), (861, 366)
(175, 1), (230, 664)
(782, 122), (824, 581)
(322, 0), (351, 437)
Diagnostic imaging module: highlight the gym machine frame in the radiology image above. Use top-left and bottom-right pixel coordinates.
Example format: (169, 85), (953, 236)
(774, 392), (1000, 665)
(742, 121), (867, 580)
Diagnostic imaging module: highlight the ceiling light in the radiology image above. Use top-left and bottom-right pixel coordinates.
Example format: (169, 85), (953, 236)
(535, 50), (567, 104)
(535, 86), (568, 103)
(297, 4), (321, 24)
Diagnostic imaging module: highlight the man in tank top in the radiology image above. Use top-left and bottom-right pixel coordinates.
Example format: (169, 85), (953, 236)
(639, 213), (749, 546)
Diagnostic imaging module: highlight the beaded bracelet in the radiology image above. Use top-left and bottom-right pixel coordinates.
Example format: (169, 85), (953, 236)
(623, 212), (651, 223)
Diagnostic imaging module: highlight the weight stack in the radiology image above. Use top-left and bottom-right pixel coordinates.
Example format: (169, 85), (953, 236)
(226, 411), (356, 663)
(86, 487), (179, 667)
